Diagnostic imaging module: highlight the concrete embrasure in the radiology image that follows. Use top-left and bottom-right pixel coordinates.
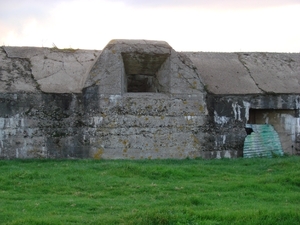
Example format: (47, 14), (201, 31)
(83, 39), (207, 159)
(0, 40), (208, 159)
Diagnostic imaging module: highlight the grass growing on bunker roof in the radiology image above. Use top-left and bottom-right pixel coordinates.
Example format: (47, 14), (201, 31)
(1, 156), (300, 224)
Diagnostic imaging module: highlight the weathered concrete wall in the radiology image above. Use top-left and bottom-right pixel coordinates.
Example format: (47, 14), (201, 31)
(1, 40), (299, 159)
(0, 91), (207, 159)
(188, 51), (300, 158)
(82, 40), (207, 159)
(0, 93), (86, 158)
(0, 40), (208, 159)
(82, 92), (207, 159)
(206, 94), (300, 157)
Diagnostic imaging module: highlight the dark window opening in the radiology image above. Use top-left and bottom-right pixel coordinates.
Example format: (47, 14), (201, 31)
(127, 74), (157, 93)
(121, 52), (169, 93)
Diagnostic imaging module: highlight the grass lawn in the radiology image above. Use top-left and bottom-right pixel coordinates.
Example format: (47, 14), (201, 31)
(1, 156), (300, 225)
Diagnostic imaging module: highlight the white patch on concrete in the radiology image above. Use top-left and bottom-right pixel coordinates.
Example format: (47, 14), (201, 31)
(222, 135), (226, 144)
(109, 95), (121, 104)
(0, 114), (25, 143)
(185, 116), (192, 121)
(20, 118), (24, 127)
(184, 116), (201, 122)
(265, 117), (269, 124)
(214, 111), (230, 125)
(0, 127), (3, 154)
(0, 115), (47, 158)
(243, 101), (251, 121)
(91, 116), (103, 126)
(281, 114), (299, 142)
(263, 113), (269, 124)
(216, 151), (221, 159)
(224, 150), (231, 158)
(297, 118), (300, 135)
(232, 102), (237, 120)
(232, 102), (242, 121)
(1, 114), (22, 129)
(42, 146), (46, 155)
(238, 105), (242, 121)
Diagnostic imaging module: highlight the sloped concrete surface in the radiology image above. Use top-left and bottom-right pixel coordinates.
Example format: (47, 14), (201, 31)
(3, 46), (101, 93)
(186, 52), (300, 94)
(238, 53), (300, 94)
(1, 45), (299, 94)
(186, 52), (262, 94)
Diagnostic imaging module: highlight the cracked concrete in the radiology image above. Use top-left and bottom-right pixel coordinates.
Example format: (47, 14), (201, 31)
(237, 52), (300, 94)
(185, 52), (263, 94)
(3, 46), (101, 93)
(185, 52), (300, 94)
(237, 53), (266, 93)
(0, 40), (300, 159)
(0, 47), (39, 92)
(2, 44), (299, 95)
(0, 40), (208, 159)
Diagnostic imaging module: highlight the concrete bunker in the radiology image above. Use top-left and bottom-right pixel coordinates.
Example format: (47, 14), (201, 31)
(1, 41), (299, 159)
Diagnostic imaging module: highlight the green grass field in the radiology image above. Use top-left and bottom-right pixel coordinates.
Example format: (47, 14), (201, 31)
(1, 156), (300, 225)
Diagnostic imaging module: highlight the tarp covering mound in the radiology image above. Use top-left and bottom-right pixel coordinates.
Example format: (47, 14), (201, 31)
(244, 124), (284, 158)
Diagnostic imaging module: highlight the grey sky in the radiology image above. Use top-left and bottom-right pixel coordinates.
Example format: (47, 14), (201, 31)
(0, 0), (299, 52)
(1, 0), (299, 21)
(110, 0), (300, 8)
(0, 0), (56, 27)
(0, 0), (298, 29)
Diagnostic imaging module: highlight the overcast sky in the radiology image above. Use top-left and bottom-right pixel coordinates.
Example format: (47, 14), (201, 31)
(1, 0), (300, 52)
